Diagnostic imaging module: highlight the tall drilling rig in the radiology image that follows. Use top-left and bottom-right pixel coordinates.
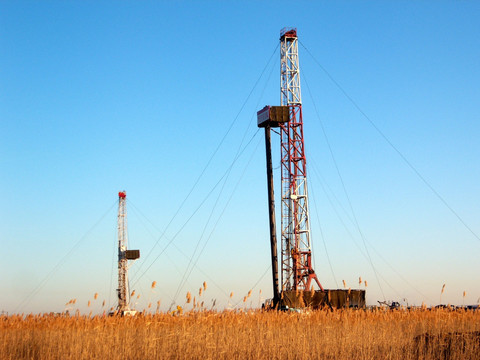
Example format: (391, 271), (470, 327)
(258, 28), (322, 294)
(258, 28), (365, 309)
(116, 191), (140, 315)
(278, 27), (323, 292)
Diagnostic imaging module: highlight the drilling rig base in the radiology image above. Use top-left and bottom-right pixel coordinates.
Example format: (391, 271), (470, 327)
(265, 289), (366, 310)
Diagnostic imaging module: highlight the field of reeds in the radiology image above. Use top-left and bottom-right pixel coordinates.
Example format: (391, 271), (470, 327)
(2, 308), (480, 359)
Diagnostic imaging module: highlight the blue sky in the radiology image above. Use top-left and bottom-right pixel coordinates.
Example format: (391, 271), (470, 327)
(1, 1), (479, 314)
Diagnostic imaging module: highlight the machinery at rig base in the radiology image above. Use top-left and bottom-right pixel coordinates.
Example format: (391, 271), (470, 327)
(115, 191), (140, 316)
(258, 28), (365, 310)
(264, 290), (366, 310)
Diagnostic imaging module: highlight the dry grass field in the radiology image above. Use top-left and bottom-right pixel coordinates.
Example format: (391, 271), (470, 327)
(2, 308), (480, 359)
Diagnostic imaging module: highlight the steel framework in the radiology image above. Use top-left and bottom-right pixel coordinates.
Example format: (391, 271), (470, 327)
(279, 28), (323, 291)
(117, 191), (130, 312)
(116, 191), (140, 314)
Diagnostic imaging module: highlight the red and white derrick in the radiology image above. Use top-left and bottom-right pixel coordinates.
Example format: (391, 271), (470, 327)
(279, 28), (323, 291)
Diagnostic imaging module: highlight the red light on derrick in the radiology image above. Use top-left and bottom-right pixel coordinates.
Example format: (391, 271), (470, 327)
(118, 191), (126, 199)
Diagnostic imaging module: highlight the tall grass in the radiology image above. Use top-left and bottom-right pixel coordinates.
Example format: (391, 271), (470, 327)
(1, 308), (479, 359)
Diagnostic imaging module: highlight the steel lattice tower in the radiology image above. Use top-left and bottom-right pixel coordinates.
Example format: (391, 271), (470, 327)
(116, 191), (140, 314)
(279, 28), (323, 291)
(117, 191), (130, 312)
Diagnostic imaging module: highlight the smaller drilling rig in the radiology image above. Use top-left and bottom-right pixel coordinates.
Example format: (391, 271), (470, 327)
(116, 191), (140, 316)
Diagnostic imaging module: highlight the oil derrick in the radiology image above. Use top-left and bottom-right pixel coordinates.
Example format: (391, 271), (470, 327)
(258, 28), (322, 306)
(278, 28), (323, 292)
(258, 29), (367, 310)
(116, 191), (140, 315)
